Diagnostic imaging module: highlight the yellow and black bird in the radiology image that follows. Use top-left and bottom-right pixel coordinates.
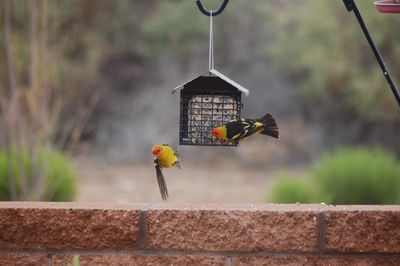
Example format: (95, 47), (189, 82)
(151, 144), (181, 200)
(211, 113), (279, 142)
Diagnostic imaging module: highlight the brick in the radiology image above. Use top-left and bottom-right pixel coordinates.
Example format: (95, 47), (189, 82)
(0, 202), (145, 249)
(53, 254), (225, 266)
(233, 256), (314, 266)
(319, 257), (400, 266)
(233, 256), (400, 266)
(146, 204), (319, 252)
(0, 253), (48, 266)
(324, 206), (400, 253)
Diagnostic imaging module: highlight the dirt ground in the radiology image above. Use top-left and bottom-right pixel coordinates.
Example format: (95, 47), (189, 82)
(73, 155), (304, 203)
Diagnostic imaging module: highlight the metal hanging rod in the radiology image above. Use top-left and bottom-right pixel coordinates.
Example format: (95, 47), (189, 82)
(343, 0), (400, 106)
(195, 0), (229, 70)
(195, 0), (229, 17)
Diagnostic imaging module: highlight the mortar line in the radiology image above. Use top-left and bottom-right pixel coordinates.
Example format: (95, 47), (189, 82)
(225, 256), (232, 266)
(1, 248), (400, 258)
(317, 206), (326, 254)
(47, 254), (52, 266)
(137, 203), (155, 249)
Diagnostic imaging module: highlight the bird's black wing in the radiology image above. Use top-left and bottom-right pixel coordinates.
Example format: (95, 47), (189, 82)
(225, 120), (245, 139)
(154, 158), (168, 200)
(225, 119), (259, 140)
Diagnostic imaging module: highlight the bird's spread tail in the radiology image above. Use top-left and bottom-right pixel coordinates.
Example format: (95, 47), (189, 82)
(257, 113), (279, 138)
(155, 164), (168, 200)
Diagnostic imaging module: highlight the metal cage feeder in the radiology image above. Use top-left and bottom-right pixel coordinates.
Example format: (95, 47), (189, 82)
(172, 69), (249, 146)
(171, 0), (251, 147)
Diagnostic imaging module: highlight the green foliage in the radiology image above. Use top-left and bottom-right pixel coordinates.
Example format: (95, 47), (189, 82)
(0, 146), (77, 201)
(72, 255), (80, 266)
(265, 0), (400, 120)
(314, 147), (400, 204)
(269, 147), (400, 204)
(269, 175), (319, 203)
(140, 0), (208, 57)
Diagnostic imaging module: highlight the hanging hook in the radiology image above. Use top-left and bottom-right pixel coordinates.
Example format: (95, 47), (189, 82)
(195, 0), (229, 16)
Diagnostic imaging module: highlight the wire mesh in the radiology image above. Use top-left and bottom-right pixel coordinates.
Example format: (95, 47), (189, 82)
(180, 90), (241, 146)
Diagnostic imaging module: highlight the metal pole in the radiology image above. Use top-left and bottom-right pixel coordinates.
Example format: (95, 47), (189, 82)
(343, 0), (400, 106)
(209, 10), (214, 70)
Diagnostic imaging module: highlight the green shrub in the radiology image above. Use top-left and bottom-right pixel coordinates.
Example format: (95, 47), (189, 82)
(314, 147), (400, 204)
(0, 145), (77, 201)
(269, 175), (319, 203)
(269, 147), (400, 204)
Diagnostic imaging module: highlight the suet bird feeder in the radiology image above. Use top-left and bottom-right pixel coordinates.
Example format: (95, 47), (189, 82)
(173, 69), (248, 146)
(172, 0), (250, 146)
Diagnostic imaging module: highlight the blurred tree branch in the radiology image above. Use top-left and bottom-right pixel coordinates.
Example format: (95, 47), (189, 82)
(3, 0), (16, 99)
(3, 0), (17, 200)
(0, 0), (86, 200)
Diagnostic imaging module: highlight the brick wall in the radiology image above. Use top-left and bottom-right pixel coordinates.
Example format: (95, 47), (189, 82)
(0, 202), (399, 265)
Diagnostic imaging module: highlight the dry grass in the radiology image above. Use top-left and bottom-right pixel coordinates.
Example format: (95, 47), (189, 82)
(73, 154), (305, 203)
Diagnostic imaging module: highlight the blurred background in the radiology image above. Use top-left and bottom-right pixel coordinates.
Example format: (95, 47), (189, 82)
(0, 0), (399, 204)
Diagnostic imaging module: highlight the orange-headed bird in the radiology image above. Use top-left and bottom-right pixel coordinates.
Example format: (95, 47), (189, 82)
(151, 144), (181, 200)
(211, 113), (279, 142)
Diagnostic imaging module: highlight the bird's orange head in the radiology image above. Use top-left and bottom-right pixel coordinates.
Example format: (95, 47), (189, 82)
(211, 126), (225, 139)
(151, 145), (161, 155)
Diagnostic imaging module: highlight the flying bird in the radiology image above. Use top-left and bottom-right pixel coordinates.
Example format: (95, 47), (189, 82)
(211, 113), (279, 142)
(151, 144), (181, 200)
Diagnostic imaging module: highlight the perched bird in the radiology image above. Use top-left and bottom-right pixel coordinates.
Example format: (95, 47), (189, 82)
(211, 113), (279, 142)
(151, 144), (181, 200)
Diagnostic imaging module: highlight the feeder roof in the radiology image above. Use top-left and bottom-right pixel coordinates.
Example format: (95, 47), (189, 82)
(172, 69), (250, 96)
